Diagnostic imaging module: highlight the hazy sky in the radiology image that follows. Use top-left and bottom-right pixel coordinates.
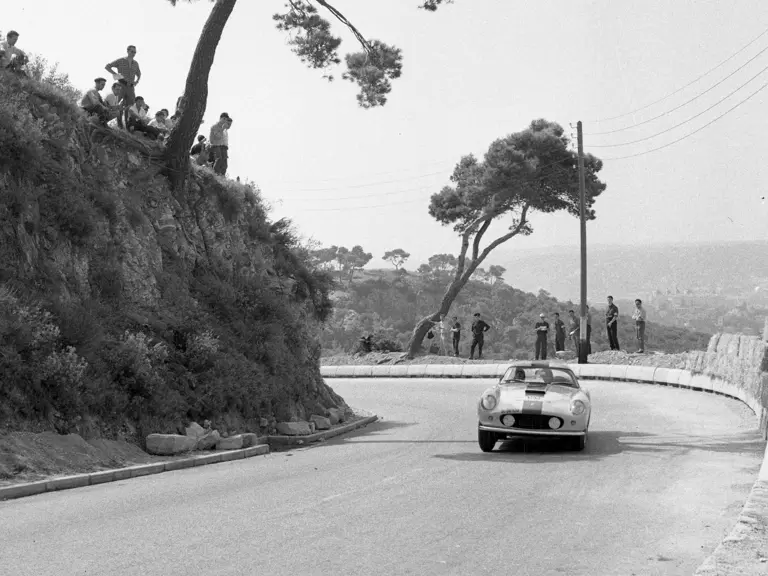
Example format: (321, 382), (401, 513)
(5, 0), (768, 273)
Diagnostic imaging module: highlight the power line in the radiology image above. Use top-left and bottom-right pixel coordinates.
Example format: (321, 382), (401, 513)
(586, 24), (768, 123)
(587, 42), (768, 136)
(601, 78), (768, 161)
(588, 61), (768, 148)
(268, 168), (450, 193)
(257, 156), (456, 185)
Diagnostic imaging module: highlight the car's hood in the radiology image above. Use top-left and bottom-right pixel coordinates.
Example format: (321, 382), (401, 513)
(498, 382), (580, 404)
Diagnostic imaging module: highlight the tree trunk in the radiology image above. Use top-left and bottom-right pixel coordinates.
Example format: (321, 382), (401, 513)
(164, 0), (238, 189)
(406, 260), (482, 358)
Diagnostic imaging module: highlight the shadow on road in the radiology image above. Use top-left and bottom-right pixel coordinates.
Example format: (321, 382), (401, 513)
(431, 429), (765, 463)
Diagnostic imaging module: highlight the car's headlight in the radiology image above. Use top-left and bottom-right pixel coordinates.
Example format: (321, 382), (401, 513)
(480, 393), (497, 410)
(571, 400), (586, 415)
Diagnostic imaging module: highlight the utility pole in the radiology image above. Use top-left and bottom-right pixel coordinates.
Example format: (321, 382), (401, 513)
(577, 121), (589, 364)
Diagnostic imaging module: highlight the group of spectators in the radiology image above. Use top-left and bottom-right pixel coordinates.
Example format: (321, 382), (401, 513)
(21, 40), (239, 177)
(532, 296), (647, 359)
(425, 296), (648, 361)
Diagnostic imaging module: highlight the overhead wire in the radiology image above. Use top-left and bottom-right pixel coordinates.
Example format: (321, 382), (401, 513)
(587, 42), (768, 136)
(600, 77), (768, 161)
(588, 61), (768, 148)
(586, 23), (768, 123)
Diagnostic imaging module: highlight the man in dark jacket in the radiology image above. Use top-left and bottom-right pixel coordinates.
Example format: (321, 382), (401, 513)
(553, 312), (566, 352)
(469, 313), (491, 360)
(534, 313), (549, 360)
(450, 316), (462, 357)
(606, 295), (620, 350)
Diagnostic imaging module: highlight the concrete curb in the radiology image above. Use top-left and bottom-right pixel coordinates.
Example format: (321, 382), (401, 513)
(267, 415), (378, 446)
(0, 444), (270, 502)
(323, 361), (768, 575)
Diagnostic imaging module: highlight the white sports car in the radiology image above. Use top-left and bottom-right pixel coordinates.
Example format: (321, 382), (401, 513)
(477, 361), (592, 452)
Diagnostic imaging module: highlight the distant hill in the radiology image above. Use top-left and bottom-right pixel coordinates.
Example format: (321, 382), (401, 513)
(320, 268), (711, 359)
(495, 240), (768, 303)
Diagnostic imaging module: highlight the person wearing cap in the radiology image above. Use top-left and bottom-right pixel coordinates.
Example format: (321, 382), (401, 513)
(79, 77), (110, 124)
(469, 312), (491, 360)
(534, 313), (550, 360)
(105, 45), (141, 126)
(209, 112), (233, 176)
(0, 30), (27, 72)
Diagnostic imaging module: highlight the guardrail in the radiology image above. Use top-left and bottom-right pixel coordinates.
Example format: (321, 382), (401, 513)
(321, 361), (768, 575)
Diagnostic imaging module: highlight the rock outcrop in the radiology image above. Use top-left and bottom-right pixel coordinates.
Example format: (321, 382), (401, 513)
(145, 434), (198, 456)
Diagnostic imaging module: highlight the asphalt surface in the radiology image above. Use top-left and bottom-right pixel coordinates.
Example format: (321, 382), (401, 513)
(1, 378), (765, 576)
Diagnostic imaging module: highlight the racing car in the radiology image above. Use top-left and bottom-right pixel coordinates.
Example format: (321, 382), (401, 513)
(477, 361), (591, 452)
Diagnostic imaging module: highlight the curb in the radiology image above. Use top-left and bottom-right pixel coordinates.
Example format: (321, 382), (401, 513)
(0, 415), (381, 503)
(0, 444), (270, 502)
(267, 415), (379, 446)
(323, 362), (768, 576)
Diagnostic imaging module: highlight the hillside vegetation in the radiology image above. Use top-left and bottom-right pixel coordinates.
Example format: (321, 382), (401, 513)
(0, 71), (345, 445)
(320, 268), (711, 359)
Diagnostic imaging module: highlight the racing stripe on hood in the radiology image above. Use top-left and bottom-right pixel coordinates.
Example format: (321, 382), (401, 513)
(521, 382), (547, 415)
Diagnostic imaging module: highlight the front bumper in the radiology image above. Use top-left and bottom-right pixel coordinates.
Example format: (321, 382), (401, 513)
(479, 424), (586, 437)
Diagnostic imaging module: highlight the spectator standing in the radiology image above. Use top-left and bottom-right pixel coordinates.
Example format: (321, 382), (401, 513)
(605, 295), (620, 350)
(209, 112), (232, 176)
(79, 77), (109, 124)
(450, 315), (461, 357)
(469, 312), (491, 360)
(553, 312), (566, 352)
(632, 299), (647, 353)
(534, 313), (549, 360)
(567, 310), (580, 352)
(105, 45), (141, 126)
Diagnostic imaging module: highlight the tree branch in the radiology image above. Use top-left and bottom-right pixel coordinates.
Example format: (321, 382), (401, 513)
(454, 214), (488, 282)
(477, 203), (531, 263)
(313, 0), (372, 54)
(472, 219), (492, 262)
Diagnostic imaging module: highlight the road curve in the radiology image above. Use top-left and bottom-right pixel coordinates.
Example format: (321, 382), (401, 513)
(1, 378), (765, 576)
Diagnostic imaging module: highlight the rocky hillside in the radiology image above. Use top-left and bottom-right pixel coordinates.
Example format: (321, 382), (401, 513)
(0, 71), (346, 447)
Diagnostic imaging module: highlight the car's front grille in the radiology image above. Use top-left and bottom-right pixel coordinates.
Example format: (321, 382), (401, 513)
(509, 414), (561, 430)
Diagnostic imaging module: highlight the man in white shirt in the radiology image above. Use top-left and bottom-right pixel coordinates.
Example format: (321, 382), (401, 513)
(79, 77), (109, 124)
(126, 96), (161, 139)
(209, 112), (233, 176)
(148, 110), (170, 133)
(631, 298), (647, 353)
(0, 30), (27, 73)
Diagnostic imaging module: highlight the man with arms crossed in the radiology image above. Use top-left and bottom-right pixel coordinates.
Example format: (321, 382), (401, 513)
(632, 298), (647, 353)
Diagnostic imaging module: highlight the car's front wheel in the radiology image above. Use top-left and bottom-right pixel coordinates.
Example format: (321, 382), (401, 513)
(478, 429), (497, 452)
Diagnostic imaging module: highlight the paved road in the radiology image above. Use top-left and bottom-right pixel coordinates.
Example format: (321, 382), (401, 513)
(1, 379), (765, 576)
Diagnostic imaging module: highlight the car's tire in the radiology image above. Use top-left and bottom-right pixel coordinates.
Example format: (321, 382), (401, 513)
(478, 429), (497, 452)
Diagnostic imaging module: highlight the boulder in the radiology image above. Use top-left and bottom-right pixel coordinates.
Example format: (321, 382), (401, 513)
(146, 434), (197, 456)
(327, 408), (343, 425)
(185, 422), (205, 438)
(241, 433), (259, 447)
(216, 435), (244, 450)
(275, 421), (312, 436)
(310, 415), (331, 430)
(196, 430), (221, 450)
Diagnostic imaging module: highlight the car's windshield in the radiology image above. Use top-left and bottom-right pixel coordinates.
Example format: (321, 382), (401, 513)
(501, 367), (578, 387)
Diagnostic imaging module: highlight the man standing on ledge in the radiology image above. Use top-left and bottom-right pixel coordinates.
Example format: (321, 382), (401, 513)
(632, 298), (647, 353)
(534, 313), (549, 360)
(209, 112), (233, 176)
(605, 295), (620, 350)
(450, 315), (461, 357)
(553, 311), (566, 352)
(105, 45), (141, 127)
(469, 312), (490, 360)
